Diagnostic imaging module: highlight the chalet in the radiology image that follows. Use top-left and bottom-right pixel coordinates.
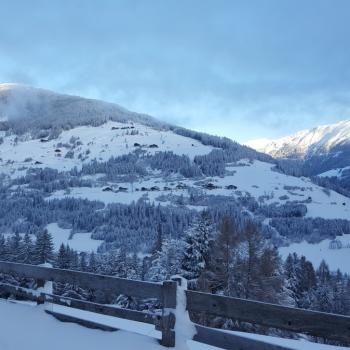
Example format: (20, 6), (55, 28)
(102, 186), (113, 192)
(203, 183), (217, 190)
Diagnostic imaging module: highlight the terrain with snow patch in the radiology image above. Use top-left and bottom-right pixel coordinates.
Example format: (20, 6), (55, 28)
(1, 84), (350, 273)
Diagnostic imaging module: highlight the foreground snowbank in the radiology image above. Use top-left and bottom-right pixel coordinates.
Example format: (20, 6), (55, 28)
(0, 299), (348, 350)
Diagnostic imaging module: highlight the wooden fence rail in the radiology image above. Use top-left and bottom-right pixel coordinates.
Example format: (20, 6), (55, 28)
(0, 261), (177, 347)
(186, 290), (350, 347)
(1, 260), (350, 349)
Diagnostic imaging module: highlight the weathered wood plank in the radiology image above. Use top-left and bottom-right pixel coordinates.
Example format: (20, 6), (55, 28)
(0, 282), (160, 325)
(186, 290), (350, 343)
(162, 281), (177, 309)
(45, 310), (119, 332)
(0, 260), (162, 299)
(193, 324), (294, 350)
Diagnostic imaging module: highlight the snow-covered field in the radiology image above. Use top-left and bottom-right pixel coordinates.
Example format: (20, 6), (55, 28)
(1, 299), (348, 350)
(47, 160), (350, 220)
(46, 223), (103, 252)
(280, 234), (350, 273)
(0, 121), (213, 177)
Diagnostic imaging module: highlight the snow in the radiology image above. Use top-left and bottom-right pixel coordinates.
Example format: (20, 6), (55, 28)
(46, 223), (103, 252)
(48, 160), (350, 220)
(204, 161), (350, 220)
(0, 299), (348, 350)
(319, 166), (350, 178)
(279, 234), (350, 273)
(247, 119), (350, 158)
(0, 120), (213, 177)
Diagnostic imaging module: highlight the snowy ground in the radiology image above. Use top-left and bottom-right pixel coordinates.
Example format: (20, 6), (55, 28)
(279, 234), (350, 273)
(1, 299), (349, 350)
(46, 223), (103, 252)
(0, 121), (213, 177)
(47, 160), (350, 220)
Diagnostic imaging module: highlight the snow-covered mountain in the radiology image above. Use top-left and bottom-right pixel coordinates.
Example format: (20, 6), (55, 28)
(247, 120), (350, 159)
(1, 83), (350, 273)
(247, 120), (350, 197)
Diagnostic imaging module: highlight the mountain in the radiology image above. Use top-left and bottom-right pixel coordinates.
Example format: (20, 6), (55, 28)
(1, 83), (350, 274)
(247, 120), (350, 194)
(247, 120), (350, 160)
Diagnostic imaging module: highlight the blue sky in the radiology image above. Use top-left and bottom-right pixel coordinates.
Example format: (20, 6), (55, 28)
(1, 0), (350, 142)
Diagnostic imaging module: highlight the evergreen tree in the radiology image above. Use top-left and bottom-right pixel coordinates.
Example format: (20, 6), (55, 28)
(34, 229), (54, 264)
(181, 211), (214, 280)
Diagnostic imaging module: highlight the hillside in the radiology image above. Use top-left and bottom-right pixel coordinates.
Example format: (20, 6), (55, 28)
(1, 84), (350, 278)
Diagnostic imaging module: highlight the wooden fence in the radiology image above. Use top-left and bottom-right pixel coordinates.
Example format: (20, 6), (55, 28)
(1, 260), (350, 349)
(186, 290), (350, 349)
(0, 260), (177, 347)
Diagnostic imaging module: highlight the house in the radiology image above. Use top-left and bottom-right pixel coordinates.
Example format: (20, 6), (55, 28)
(225, 184), (237, 190)
(134, 143), (141, 147)
(149, 144), (159, 148)
(150, 186), (160, 191)
(118, 187), (128, 192)
(102, 186), (113, 192)
(203, 183), (218, 190)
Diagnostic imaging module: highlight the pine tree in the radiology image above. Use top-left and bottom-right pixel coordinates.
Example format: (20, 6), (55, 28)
(181, 211), (214, 280)
(20, 233), (34, 264)
(34, 229), (54, 264)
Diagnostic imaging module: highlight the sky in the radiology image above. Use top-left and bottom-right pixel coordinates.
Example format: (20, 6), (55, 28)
(1, 0), (350, 143)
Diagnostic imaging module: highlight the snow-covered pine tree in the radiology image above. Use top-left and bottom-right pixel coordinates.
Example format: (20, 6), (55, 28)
(181, 211), (215, 280)
(33, 229), (54, 264)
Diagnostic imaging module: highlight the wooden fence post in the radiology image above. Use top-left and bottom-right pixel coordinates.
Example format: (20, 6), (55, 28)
(159, 280), (177, 347)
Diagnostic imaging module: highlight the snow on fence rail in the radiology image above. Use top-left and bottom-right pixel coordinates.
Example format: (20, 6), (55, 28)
(186, 290), (350, 348)
(0, 260), (177, 347)
(1, 261), (350, 349)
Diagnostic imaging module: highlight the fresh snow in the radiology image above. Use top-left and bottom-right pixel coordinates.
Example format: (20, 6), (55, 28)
(279, 234), (350, 273)
(0, 299), (348, 350)
(48, 160), (350, 220)
(0, 120), (213, 177)
(46, 223), (103, 252)
(319, 166), (350, 178)
(247, 119), (350, 158)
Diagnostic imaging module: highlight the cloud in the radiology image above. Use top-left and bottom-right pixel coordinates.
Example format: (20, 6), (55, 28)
(1, 0), (350, 141)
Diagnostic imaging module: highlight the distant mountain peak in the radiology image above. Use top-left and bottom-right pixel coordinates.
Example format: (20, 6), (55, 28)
(247, 120), (350, 159)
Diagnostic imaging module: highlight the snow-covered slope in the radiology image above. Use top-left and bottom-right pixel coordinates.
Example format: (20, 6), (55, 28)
(0, 83), (166, 132)
(1, 83), (350, 273)
(0, 120), (213, 177)
(247, 120), (350, 159)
